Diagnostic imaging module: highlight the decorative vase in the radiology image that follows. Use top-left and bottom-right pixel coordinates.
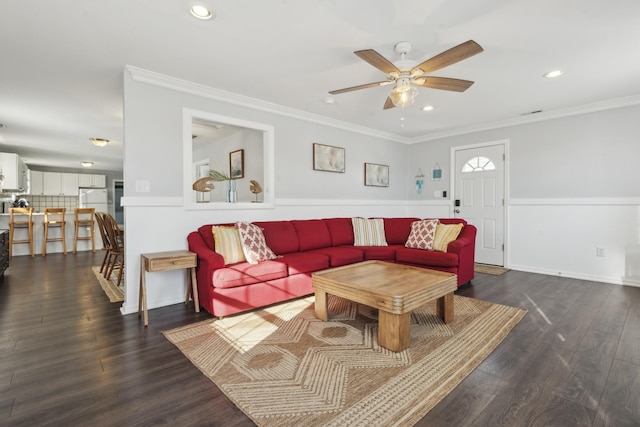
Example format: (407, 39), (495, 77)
(226, 180), (237, 203)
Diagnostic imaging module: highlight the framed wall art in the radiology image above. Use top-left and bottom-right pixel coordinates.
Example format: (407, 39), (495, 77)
(313, 143), (345, 173)
(364, 163), (389, 187)
(229, 149), (244, 179)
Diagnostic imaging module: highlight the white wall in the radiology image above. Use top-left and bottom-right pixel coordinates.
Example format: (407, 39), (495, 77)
(408, 104), (640, 287)
(122, 68), (640, 316)
(121, 69), (408, 315)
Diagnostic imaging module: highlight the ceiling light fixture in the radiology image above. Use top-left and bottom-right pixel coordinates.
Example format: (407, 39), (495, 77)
(543, 69), (564, 79)
(90, 138), (109, 147)
(190, 4), (214, 20)
(389, 78), (418, 108)
(421, 105), (434, 111)
(81, 161), (94, 168)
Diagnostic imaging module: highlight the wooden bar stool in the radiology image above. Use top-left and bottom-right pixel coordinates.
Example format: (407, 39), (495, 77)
(9, 207), (34, 257)
(42, 208), (67, 256)
(73, 208), (96, 254)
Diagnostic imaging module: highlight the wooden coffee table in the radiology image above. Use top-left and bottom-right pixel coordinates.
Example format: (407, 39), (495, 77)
(312, 260), (457, 352)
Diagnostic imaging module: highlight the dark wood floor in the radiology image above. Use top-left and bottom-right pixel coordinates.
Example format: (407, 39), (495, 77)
(1, 252), (639, 426)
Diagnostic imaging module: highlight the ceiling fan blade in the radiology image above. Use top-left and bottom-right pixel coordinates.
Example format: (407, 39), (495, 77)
(383, 97), (395, 110)
(415, 76), (475, 92)
(411, 40), (483, 75)
(329, 81), (391, 95)
(354, 49), (400, 75)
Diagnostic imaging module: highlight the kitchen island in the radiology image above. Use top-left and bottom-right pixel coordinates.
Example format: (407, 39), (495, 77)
(0, 212), (103, 257)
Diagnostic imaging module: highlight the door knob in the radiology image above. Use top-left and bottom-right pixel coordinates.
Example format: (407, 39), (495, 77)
(454, 209), (460, 213)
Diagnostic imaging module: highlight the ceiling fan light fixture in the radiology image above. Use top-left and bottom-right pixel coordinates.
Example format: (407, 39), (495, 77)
(90, 138), (109, 147)
(390, 79), (418, 108)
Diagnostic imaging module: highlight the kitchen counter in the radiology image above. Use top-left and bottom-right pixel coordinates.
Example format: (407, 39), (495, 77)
(0, 212), (103, 256)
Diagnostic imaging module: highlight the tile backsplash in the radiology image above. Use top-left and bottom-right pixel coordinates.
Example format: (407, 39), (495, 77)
(27, 196), (79, 213)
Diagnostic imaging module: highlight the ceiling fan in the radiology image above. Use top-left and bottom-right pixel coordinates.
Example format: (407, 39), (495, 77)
(329, 40), (484, 109)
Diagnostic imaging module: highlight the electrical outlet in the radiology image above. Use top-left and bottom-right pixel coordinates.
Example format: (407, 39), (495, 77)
(596, 247), (605, 257)
(135, 180), (151, 193)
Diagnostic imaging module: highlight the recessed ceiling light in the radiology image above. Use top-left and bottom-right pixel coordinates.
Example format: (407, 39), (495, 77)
(324, 97), (335, 105)
(421, 105), (435, 111)
(81, 161), (94, 168)
(190, 4), (214, 20)
(90, 138), (109, 147)
(543, 69), (564, 79)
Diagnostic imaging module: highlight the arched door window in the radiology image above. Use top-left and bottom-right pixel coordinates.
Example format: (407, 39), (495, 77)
(461, 156), (496, 173)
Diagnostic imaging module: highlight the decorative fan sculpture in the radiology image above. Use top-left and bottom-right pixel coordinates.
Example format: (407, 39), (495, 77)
(329, 40), (483, 109)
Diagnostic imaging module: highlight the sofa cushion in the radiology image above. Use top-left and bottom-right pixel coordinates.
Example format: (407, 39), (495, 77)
(384, 217), (420, 245)
(236, 222), (278, 264)
(396, 247), (459, 268)
(405, 219), (439, 250)
(352, 217), (387, 246)
(309, 247), (364, 267)
(433, 223), (464, 252)
(213, 261), (288, 289)
(291, 220), (332, 251)
(358, 245), (398, 261)
(323, 218), (354, 246)
(253, 221), (299, 254)
(275, 252), (330, 275)
(212, 226), (246, 265)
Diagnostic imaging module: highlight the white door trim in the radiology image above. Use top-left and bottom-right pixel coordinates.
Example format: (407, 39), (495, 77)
(450, 139), (510, 268)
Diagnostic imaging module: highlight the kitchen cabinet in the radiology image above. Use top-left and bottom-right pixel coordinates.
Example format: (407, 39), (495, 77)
(43, 172), (79, 196)
(0, 153), (28, 192)
(78, 173), (106, 188)
(30, 170), (44, 195)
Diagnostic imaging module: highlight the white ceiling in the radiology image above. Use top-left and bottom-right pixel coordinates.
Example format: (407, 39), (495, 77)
(1, 0), (640, 172)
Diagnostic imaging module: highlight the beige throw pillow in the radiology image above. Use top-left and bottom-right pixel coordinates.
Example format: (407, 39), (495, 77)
(212, 226), (246, 265)
(432, 223), (464, 252)
(352, 217), (388, 246)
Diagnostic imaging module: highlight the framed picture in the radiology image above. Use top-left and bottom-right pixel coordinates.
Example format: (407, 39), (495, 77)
(364, 163), (389, 187)
(229, 149), (244, 179)
(313, 143), (345, 173)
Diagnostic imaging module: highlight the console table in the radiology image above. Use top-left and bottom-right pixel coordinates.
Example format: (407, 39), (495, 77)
(139, 250), (199, 326)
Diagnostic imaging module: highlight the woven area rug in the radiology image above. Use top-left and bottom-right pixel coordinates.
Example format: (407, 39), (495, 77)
(91, 265), (124, 302)
(474, 263), (510, 275)
(164, 295), (526, 427)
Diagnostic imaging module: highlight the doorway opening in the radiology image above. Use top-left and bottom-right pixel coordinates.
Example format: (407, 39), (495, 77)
(113, 180), (124, 226)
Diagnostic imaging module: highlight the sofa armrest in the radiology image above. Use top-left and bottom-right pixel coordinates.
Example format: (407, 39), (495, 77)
(188, 231), (225, 309)
(446, 224), (477, 285)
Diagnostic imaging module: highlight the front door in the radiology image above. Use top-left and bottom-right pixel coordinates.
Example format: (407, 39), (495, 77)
(454, 144), (505, 266)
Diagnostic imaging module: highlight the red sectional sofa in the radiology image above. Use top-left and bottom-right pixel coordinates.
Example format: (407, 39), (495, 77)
(187, 217), (476, 317)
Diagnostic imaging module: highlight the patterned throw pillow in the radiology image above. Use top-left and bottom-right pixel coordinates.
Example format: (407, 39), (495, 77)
(212, 226), (246, 265)
(352, 217), (388, 246)
(236, 221), (278, 264)
(405, 219), (439, 250)
(432, 223), (464, 252)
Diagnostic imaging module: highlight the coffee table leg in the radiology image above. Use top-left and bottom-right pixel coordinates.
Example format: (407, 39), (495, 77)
(436, 292), (454, 323)
(314, 290), (328, 321)
(378, 311), (411, 352)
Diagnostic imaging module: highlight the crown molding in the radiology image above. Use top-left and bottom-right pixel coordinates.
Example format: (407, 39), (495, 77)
(125, 65), (404, 143)
(405, 94), (640, 144)
(126, 66), (640, 145)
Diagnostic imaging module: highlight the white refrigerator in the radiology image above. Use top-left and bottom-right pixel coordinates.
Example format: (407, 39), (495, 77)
(78, 187), (108, 212)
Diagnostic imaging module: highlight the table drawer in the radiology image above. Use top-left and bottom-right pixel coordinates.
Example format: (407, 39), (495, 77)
(147, 255), (196, 272)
